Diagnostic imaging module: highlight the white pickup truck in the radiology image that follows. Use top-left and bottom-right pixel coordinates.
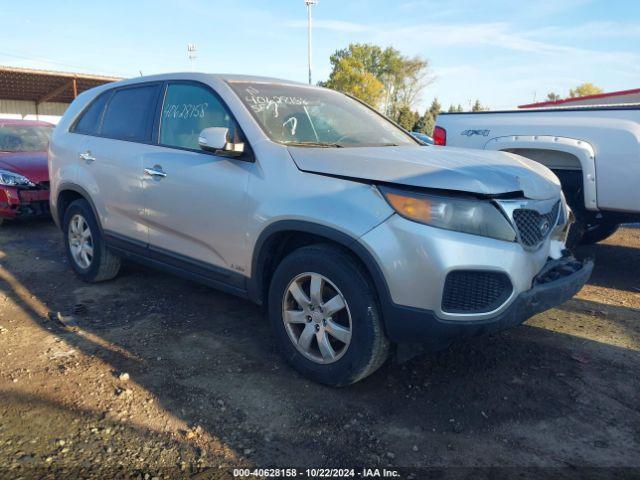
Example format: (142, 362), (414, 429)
(435, 105), (640, 244)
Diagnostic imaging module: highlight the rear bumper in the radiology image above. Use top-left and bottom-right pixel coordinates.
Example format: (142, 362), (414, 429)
(384, 256), (593, 348)
(0, 186), (50, 220)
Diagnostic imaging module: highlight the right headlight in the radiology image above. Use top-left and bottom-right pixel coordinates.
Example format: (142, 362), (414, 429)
(379, 185), (516, 242)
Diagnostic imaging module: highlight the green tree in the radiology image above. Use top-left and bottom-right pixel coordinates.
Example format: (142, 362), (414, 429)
(569, 82), (603, 98)
(413, 98), (441, 135)
(471, 99), (485, 112)
(428, 98), (441, 118)
(412, 112), (427, 133)
(320, 56), (385, 107)
(396, 105), (418, 131)
(546, 92), (561, 102)
(423, 113), (436, 136)
(448, 104), (464, 113)
(321, 43), (431, 115)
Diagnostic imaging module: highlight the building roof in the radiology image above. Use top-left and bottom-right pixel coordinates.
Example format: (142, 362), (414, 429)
(0, 118), (54, 126)
(0, 65), (121, 104)
(519, 87), (640, 109)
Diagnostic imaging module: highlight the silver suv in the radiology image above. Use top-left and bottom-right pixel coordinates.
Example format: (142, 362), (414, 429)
(49, 73), (593, 385)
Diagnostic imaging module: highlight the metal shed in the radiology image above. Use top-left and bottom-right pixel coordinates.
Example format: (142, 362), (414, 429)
(0, 66), (121, 123)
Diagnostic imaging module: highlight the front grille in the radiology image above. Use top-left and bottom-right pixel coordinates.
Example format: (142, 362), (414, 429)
(442, 270), (513, 314)
(513, 201), (560, 249)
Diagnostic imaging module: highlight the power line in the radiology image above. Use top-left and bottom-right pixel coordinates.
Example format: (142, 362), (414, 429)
(0, 50), (125, 77)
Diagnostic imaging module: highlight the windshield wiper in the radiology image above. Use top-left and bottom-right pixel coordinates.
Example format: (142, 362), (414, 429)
(282, 141), (343, 148)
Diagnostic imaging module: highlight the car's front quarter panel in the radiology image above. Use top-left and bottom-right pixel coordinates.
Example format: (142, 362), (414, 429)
(244, 140), (395, 277)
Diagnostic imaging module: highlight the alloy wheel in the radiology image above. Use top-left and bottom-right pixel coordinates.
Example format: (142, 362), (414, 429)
(282, 272), (352, 364)
(68, 214), (94, 269)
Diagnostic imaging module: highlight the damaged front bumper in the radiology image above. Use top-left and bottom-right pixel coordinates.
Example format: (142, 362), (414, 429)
(0, 185), (51, 220)
(384, 255), (594, 348)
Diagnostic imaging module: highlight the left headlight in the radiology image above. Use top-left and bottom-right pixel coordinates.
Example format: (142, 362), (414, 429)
(0, 169), (35, 187)
(379, 185), (516, 242)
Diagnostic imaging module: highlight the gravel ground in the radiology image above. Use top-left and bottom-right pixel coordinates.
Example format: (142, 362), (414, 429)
(0, 220), (638, 479)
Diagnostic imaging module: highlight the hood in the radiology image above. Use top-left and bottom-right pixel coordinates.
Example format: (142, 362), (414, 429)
(288, 145), (561, 200)
(0, 151), (49, 184)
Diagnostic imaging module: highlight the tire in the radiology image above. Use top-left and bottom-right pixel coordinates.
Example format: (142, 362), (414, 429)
(268, 244), (389, 386)
(63, 199), (121, 282)
(565, 220), (585, 249)
(580, 221), (620, 245)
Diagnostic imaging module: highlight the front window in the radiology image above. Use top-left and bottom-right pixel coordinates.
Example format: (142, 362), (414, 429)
(228, 81), (417, 148)
(160, 83), (240, 150)
(0, 124), (53, 152)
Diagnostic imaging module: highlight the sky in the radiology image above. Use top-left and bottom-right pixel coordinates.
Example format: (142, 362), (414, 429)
(1, 0), (639, 111)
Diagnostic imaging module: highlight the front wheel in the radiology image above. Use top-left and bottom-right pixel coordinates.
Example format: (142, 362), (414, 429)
(268, 244), (389, 386)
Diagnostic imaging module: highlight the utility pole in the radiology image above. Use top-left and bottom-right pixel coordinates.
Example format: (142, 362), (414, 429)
(304, 0), (317, 85)
(187, 43), (197, 70)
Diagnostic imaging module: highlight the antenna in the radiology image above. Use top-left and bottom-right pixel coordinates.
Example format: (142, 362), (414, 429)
(304, 0), (318, 85)
(187, 43), (197, 70)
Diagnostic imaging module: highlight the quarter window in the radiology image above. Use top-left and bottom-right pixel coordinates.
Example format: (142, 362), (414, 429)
(100, 85), (159, 142)
(160, 83), (239, 150)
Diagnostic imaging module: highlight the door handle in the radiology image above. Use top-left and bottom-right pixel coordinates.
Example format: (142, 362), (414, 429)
(79, 151), (96, 163)
(144, 167), (167, 178)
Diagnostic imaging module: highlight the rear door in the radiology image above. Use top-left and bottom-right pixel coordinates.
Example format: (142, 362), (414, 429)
(142, 81), (252, 282)
(80, 83), (162, 244)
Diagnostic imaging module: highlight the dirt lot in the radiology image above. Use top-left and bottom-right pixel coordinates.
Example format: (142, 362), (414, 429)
(0, 220), (638, 479)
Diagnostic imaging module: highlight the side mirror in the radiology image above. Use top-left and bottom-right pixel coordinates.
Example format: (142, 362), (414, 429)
(198, 127), (245, 156)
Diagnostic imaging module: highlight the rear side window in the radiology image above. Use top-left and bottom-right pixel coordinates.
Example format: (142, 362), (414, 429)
(73, 92), (110, 135)
(159, 83), (240, 150)
(100, 84), (160, 142)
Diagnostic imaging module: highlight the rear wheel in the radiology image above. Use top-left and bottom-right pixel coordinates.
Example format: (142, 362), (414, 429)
(268, 244), (389, 386)
(63, 199), (121, 282)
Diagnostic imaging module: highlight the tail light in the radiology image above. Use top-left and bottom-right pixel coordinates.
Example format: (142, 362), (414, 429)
(433, 126), (446, 146)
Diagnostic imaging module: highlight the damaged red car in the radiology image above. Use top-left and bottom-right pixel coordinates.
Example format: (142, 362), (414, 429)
(0, 119), (53, 225)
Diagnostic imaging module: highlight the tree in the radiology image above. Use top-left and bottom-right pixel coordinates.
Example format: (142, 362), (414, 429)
(423, 114), (436, 136)
(471, 99), (486, 112)
(546, 92), (561, 102)
(321, 56), (385, 107)
(321, 43), (432, 116)
(412, 113), (427, 133)
(396, 105), (418, 131)
(413, 98), (442, 135)
(448, 104), (464, 113)
(428, 98), (441, 119)
(569, 83), (603, 98)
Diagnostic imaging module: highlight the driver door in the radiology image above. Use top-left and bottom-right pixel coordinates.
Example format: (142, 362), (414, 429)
(142, 82), (251, 281)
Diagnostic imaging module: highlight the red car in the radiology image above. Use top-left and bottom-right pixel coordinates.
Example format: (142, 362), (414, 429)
(0, 119), (53, 225)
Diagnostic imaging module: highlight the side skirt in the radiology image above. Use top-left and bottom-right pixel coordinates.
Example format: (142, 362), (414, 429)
(104, 231), (251, 301)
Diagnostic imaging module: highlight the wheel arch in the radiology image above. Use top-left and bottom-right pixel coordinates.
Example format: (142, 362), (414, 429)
(55, 183), (102, 232)
(248, 221), (393, 314)
(484, 135), (598, 211)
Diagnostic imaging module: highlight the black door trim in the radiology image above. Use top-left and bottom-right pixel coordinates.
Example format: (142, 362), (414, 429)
(104, 230), (249, 299)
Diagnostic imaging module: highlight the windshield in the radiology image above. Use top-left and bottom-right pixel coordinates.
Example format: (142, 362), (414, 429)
(228, 81), (418, 148)
(0, 125), (53, 152)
